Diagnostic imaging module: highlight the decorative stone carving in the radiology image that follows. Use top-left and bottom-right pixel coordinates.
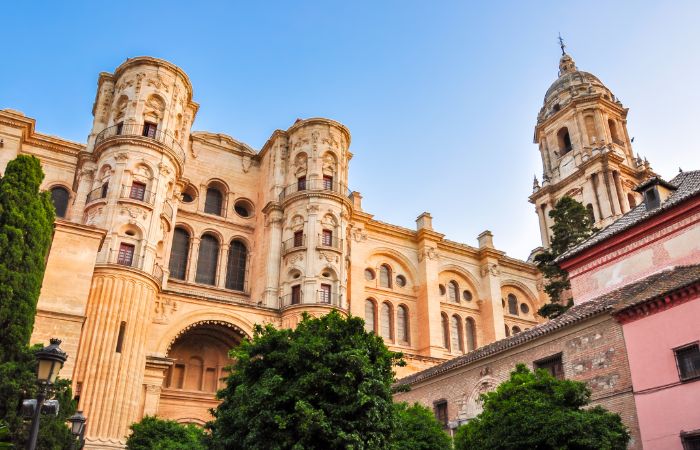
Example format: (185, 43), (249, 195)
(286, 253), (304, 266)
(153, 298), (178, 324)
(120, 206), (148, 220)
(115, 152), (129, 162)
(85, 207), (103, 226)
(242, 155), (252, 173)
(480, 264), (500, 277)
(319, 252), (339, 263)
(418, 247), (438, 262)
(457, 376), (499, 421)
(294, 153), (307, 174)
(147, 74), (170, 92)
(351, 228), (367, 242)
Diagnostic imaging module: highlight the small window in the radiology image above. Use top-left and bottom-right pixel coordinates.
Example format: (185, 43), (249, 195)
(297, 176), (307, 191)
(320, 283), (332, 304)
(439, 284), (446, 296)
(395, 275), (406, 287)
(142, 121), (158, 138)
(234, 200), (252, 217)
(117, 243), (135, 266)
(50, 186), (70, 218)
(364, 268), (375, 281)
(508, 294), (519, 315)
(291, 285), (302, 305)
(204, 187), (223, 216)
(116, 121), (124, 135)
(557, 127), (572, 154)
(644, 188), (660, 210)
(535, 354), (564, 379)
(520, 303), (530, 314)
(321, 229), (333, 246)
(293, 230), (304, 248)
(379, 265), (392, 288)
(465, 318), (476, 351)
(101, 182), (109, 199)
(365, 300), (376, 333)
(441, 313), (450, 349)
(130, 182), (146, 201)
(115, 321), (126, 353)
(397, 305), (409, 343)
(181, 184), (197, 204)
(511, 326), (521, 334)
(380, 302), (392, 340)
(433, 400), (448, 429)
(448, 281), (459, 303)
(681, 430), (700, 450)
(451, 315), (463, 353)
(323, 175), (333, 190)
(182, 192), (194, 203)
(675, 344), (700, 382)
(463, 290), (473, 302)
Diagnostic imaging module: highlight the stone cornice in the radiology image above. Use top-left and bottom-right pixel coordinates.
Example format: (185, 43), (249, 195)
(190, 131), (257, 158)
(54, 219), (107, 248)
(365, 219), (416, 240)
(113, 56), (194, 104)
(0, 110), (85, 157)
(534, 94), (628, 142)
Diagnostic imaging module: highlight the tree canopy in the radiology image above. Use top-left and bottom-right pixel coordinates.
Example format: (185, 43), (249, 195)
(535, 196), (596, 318)
(454, 364), (629, 450)
(391, 402), (452, 450)
(207, 311), (404, 450)
(126, 416), (207, 450)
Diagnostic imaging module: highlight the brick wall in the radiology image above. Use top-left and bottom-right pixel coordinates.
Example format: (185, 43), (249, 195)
(394, 314), (642, 449)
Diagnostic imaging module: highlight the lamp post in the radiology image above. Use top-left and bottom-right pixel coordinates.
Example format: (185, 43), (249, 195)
(68, 411), (87, 449)
(27, 338), (67, 450)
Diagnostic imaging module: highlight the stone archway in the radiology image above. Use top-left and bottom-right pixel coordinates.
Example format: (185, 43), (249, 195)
(456, 376), (499, 423)
(153, 321), (246, 425)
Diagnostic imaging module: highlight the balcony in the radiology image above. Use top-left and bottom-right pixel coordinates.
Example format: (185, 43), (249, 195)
(317, 234), (342, 250)
(280, 290), (341, 308)
(278, 179), (352, 202)
(94, 123), (186, 166)
(119, 184), (155, 205)
(282, 235), (306, 254)
(86, 185), (108, 204)
(95, 248), (164, 284)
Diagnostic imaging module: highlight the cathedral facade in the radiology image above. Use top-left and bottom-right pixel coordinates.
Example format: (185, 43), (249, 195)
(0, 56), (545, 448)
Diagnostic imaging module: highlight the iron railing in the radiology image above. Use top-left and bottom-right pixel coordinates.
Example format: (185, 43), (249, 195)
(282, 235), (306, 252)
(280, 292), (304, 307)
(280, 290), (341, 308)
(86, 185), (108, 204)
(316, 290), (339, 305)
(95, 247), (146, 270)
(318, 235), (342, 250)
(278, 179), (352, 201)
(119, 185), (155, 205)
(94, 123), (186, 166)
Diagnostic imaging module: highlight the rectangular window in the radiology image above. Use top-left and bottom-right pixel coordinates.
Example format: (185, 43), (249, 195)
(115, 321), (126, 353)
(534, 353), (564, 379)
(142, 122), (158, 138)
(682, 431), (700, 450)
(675, 343), (700, 382)
(320, 284), (331, 303)
(322, 229), (333, 246)
(116, 121), (124, 135)
(291, 285), (302, 305)
(130, 182), (146, 201)
(117, 243), (135, 266)
(297, 176), (306, 191)
(293, 231), (304, 248)
(101, 182), (109, 199)
(433, 400), (448, 429)
(323, 175), (333, 190)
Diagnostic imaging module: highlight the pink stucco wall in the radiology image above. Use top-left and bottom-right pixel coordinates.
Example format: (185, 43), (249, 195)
(621, 295), (700, 450)
(566, 211), (700, 305)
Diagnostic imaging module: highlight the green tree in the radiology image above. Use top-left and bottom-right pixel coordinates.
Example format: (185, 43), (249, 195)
(454, 364), (629, 450)
(391, 402), (451, 450)
(207, 311), (404, 450)
(534, 196), (596, 318)
(0, 155), (74, 447)
(126, 416), (207, 450)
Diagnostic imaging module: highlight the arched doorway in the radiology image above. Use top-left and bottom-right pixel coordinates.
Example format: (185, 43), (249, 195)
(157, 321), (246, 424)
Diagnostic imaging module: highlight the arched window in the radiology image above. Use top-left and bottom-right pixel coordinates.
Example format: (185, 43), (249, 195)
(586, 203), (595, 223)
(50, 186), (70, 218)
(204, 187), (223, 216)
(448, 281), (459, 303)
(397, 305), (409, 343)
(627, 193), (637, 208)
(508, 294), (519, 315)
(225, 240), (247, 291)
(380, 302), (393, 341)
(505, 324), (510, 337)
(465, 318), (477, 351)
(557, 127), (572, 154)
(608, 119), (620, 143)
(195, 234), (219, 285)
(511, 326), (522, 334)
(168, 227), (190, 280)
(441, 313), (450, 349)
(379, 264), (392, 288)
(365, 300), (376, 333)
(451, 315), (464, 353)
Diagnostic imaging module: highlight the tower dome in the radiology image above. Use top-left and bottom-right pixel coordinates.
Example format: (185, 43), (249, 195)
(538, 52), (616, 124)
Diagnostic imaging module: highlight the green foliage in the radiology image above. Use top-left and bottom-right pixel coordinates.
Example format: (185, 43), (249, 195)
(391, 402), (451, 450)
(126, 416), (207, 450)
(454, 364), (630, 450)
(535, 196), (595, 318)
(0, 155), (55, 362)
(0, 420), (12, 449)
(207, 311), (404, 450)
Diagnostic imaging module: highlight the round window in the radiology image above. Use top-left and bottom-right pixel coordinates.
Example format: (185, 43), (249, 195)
(396, 275), (406, 287)
(364, 268), (375, 281)
(322, 272), (330, 278)
(463, 290), (473, 302)
(181, 184), (197, 203)
(439, 284), (446, 296)
(520, 303), (530, 314)
(234, 199), (253, 218)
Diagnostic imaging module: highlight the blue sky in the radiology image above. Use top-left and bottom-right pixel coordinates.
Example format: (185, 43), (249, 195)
(2, 1), (699, 259)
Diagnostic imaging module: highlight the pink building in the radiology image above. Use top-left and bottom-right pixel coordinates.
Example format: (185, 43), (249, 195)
(559, 172), (700, 449)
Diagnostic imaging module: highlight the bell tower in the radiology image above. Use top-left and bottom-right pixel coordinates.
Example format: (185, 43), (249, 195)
(529, 43), (653, 247)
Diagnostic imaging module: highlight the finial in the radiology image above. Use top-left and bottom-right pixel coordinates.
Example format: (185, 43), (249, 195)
(558, 33), (566, 55)
(679, 167), (683, 173)
(533, 175), (540, 190)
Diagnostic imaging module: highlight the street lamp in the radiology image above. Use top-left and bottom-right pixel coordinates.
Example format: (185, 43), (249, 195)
(27, 338), (67, 450)
(68, 411), (87, 449)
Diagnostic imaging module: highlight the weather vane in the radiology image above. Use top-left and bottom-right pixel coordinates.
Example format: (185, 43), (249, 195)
(558, 33), (566, 55)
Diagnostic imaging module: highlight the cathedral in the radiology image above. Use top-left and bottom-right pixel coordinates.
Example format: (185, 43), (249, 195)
(0, 47), (644, 448)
